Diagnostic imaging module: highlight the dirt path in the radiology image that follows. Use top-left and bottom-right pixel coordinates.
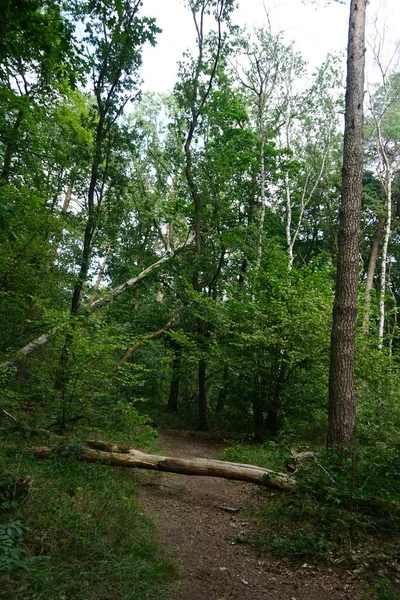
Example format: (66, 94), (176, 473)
(138, 430), (363, 600)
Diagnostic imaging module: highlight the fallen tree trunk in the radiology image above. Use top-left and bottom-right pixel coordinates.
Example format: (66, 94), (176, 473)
(1, 233), (194, 369)
(30, 441), (296, 491)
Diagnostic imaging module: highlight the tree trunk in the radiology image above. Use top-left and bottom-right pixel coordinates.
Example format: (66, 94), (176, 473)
(49, 181), (74, 269)
(362, 214), (384, 334)
(31, 442), (296, 491)
(89, 244), (112, 305)
(1, 241), (193, 369)
(256, 131), (266, 269)
(328, 0), (366, 446)
(378, 164), (393, 349)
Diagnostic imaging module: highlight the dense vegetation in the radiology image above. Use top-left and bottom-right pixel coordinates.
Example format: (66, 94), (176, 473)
(0, 0), (399, 598)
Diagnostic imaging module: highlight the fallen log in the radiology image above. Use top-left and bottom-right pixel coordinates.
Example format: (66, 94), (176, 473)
(29, 442), (296, 491)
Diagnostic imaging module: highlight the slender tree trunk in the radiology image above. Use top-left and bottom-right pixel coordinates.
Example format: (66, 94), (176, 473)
(285, 171), (294, 270)
(362, 214), (384, 334)
(256, 107), (266, 270)
(89, 244), (112, 305)
(49, 181), (74, 269)
(328, 0), (366, 446)
(378, 166), (393, 349)
(55, 112), (105, 393)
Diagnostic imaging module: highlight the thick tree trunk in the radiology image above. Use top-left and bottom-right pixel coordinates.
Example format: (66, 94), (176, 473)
(328, 0), (366, 446)
(31, 442), (296, 491)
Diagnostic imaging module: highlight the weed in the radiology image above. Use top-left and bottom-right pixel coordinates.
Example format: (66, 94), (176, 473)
(0, 435), (176, 599)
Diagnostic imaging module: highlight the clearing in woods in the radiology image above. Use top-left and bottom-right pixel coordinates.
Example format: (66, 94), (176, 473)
(138, 430), (363, 600)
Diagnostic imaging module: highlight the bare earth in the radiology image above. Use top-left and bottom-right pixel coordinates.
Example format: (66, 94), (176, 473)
(138, 430), (364, 600)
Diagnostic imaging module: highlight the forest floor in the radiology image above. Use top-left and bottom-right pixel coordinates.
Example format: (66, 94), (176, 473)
(138, 430), (365, 600)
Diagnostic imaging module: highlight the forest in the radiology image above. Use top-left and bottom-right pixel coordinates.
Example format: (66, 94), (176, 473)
(0, 0), (399, 598)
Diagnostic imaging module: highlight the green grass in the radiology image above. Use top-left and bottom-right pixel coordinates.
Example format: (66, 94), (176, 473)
(0, 433), (177, 600)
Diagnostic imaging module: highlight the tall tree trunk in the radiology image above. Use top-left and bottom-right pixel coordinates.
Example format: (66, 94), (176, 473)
(362, 214), (384, 334)
(55, 112), (105, 394)
(378, 163), (393, 349)
(328, 0), (366, 446)
(256, 130), (266, 269)
(49, 181), (74, 270)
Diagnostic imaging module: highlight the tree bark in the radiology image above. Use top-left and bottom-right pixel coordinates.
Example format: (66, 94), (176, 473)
(89, 235), (193, 311)
(89, 244), (112, 305)
(328, 0), (366, 446)
(49, 181), (74, 269)
(362, 214), (384, 334)
(30, 442), (296, 491)
(378, 159), (393, 349)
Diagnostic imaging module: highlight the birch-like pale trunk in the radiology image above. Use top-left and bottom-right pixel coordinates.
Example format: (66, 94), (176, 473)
(49, 182), (74, 269)
(89, 233), (194, 311)
(256, 128), (266, 269)
(378, 163), (392, 349)
(282, 49), (331, 272)
(362, 214), (384, 335)
(89, 244), (112, 305)
(285, 140), (330, 271)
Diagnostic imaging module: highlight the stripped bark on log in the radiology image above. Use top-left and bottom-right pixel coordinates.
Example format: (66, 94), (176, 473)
(29, 440), (296, 491)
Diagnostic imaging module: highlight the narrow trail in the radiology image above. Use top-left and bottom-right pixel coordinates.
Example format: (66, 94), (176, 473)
(138, 430), (363, 600)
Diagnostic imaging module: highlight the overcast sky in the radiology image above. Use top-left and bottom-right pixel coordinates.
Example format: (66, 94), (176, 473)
(141, 0), (400, 93)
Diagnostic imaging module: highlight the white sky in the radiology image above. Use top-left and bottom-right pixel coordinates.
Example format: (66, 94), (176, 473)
(141, 0), (400, 93)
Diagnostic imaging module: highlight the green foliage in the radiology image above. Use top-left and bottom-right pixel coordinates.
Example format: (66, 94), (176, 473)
(0, 521), (33, 575)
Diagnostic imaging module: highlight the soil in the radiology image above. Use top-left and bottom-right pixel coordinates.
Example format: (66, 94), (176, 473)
(138, 430), (364, 600)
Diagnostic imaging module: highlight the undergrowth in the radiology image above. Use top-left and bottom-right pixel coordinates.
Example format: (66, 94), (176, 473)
(221, 441), (400, 598)
(0, 422), (176, 600)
